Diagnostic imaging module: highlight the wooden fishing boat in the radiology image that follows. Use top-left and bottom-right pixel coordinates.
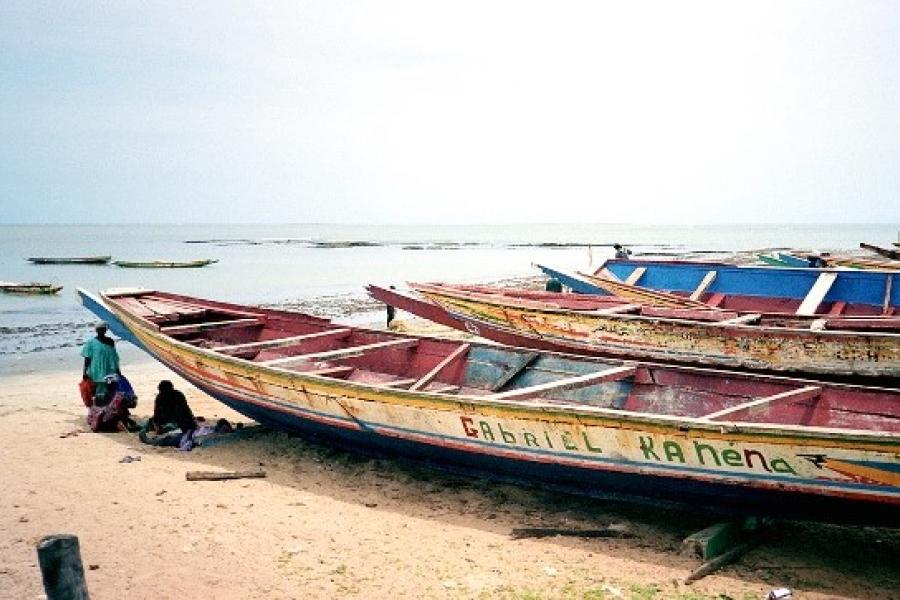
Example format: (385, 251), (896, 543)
(113, 259), (218, 268)
(396, 283), (900, 379)
(27, 256), (111, 265)
(756, 253), (791, 267)
(537, 260), (899, 316)
(0, 282), (63, 294)
(77, 287), (900, 525)
(861, 242), (900, 261)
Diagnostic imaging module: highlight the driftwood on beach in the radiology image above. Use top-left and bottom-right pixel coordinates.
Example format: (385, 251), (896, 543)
(185, 470), (267, 481)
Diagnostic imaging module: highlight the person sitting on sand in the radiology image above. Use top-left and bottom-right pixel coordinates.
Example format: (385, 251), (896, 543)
(146, 380), (196, 435)
(140, 381), (236, 451)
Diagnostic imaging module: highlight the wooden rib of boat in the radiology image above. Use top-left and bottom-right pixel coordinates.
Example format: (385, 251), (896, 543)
(861, 242), (900, 261)
(0, 282), (63, 294)
(27, 256), (111, 265)
(827, 256), (900, 271)
(396, 282), (900, 379)
(112, 259), (218, 268)
(538, 260), (899, 315)
(78, 287), (900, 525)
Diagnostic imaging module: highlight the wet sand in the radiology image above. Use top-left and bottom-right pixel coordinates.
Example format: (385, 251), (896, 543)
(1, 324), (898, 599)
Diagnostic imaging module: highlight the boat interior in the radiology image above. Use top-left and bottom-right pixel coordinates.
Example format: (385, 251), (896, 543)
(412, 283), (900, 333)
(105, 290), (900, 433)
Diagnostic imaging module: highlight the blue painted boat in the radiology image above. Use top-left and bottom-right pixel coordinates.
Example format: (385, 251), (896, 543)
(537, 259), (899, 316)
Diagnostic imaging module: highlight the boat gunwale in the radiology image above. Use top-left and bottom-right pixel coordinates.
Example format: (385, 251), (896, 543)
(96, 289), (900, 447)
(412, 283), (900, 340)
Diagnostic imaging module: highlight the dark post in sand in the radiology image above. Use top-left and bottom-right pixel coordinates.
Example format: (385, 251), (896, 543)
(36, 534), (90, 599)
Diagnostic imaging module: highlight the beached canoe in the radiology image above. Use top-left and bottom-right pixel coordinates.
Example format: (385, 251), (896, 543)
(27, 256), (111, 265)
(112, 259), (218, 268)
(398, 282), (900, 379)
(77, 287), (900, 525)
(537, 260), (899, 315)
(0, 282), (63, 294)
(861, 243), (900, 261)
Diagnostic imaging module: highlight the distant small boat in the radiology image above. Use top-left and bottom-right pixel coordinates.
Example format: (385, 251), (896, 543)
(27, 256), (111, 265)
(112, 259), (218, 268)
(861, 243), (900, 261)
(0, 282), (63, 294)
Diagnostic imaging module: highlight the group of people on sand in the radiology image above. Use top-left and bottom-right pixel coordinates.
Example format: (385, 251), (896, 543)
(80, 322), (235, 449)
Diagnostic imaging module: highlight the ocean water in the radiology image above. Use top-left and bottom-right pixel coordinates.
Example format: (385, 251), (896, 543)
(1, 222), (897, 358)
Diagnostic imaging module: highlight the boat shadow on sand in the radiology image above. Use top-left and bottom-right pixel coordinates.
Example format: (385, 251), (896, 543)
(91, 421), (900, 599)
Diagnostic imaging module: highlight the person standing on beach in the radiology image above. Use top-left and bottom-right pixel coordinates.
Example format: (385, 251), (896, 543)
(81, 322), (121, 402)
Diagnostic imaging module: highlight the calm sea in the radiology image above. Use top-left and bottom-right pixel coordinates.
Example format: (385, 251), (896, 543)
(1, 222), (897, 358)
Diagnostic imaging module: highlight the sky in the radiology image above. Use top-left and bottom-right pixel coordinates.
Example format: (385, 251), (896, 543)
(1, 1), (899, 224)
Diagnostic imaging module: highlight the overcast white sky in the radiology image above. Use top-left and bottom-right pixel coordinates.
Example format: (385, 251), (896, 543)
(1, 1), (899, 224)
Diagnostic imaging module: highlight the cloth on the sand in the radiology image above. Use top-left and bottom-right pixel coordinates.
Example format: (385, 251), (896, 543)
(140, 419), (234, 451)
(81, 337), (120, 399)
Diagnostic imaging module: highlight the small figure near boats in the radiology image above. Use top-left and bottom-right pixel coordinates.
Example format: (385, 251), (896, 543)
(146, 380), (196, 436)
(81, 322), (138, 431)
(81, 322), (121, 404)
(112, 259), (218, 268)
(612, 243), (632, 259)
(139, 382), (234, 450)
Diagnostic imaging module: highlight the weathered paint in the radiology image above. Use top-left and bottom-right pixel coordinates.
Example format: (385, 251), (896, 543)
(416, 287), (900, 378)
(77, 288), (900, 523)
(538, 261), (900, 309)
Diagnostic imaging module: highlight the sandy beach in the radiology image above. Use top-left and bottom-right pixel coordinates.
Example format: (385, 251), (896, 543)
(2, 325), (899, 600)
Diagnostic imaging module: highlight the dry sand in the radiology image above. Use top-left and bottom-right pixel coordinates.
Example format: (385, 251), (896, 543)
(2, 353), (898, 599)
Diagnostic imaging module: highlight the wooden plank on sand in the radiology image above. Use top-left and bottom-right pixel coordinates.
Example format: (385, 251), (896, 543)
(186, 470), (267, 481)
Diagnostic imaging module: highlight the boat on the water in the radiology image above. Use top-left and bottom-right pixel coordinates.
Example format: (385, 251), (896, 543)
(0, 282), (63, 294)
(113, 259), (218, 268)
(392, 282), (900, 379)
(27, 256), (111, 265)
(537, 259), (899, 315)
(78, 287), (899, 525)
(861, 242), (900, 261)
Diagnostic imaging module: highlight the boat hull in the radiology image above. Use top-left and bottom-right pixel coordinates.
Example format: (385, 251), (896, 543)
(412, 286), (900, 379)
(79, 289), (900, 526)
(539, 260), (900, 311)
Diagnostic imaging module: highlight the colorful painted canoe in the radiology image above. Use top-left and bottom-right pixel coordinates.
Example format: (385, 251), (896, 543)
(403, 283), (900, 380)
(78, 287), (900, 525)
(537, 260), (899, 316)
(28, 256), (111, 265)
(0, 282), (63, 294)
(113, 259), (218, 268)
